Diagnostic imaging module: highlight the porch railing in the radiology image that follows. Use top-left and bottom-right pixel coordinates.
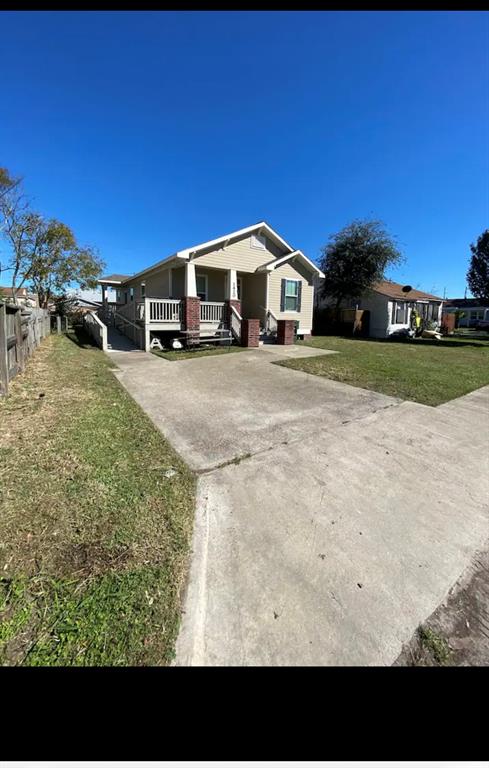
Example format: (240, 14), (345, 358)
(230, 305), (242, 343)
(200, 301), (225, 324)
(138, 299), (182, 323)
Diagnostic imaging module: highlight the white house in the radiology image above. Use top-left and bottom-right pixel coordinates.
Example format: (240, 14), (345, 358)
(314, 279), (444, 338)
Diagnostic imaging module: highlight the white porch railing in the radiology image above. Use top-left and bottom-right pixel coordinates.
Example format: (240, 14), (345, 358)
(266, 309), (278, 334)
(138, 299), (182, 323)
(200, 301), (225, 324)
(84, 311), (108, 351)
(230, 305), (242, 342)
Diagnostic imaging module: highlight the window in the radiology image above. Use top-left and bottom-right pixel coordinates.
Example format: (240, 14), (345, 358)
(129, 287), (134, 302)
(237, 277), (242, 300)
(196, 274), (208, 302)
(124, 291), (128, 304)
(470, 310), (484, 321)
(251, 233), (267, 250)
(392, 301), (408, 324)
(429, 303), (439, 321)
(141, 283), (146, 299)
(116, 289), (121, 303)
(284, 279), (300, 311)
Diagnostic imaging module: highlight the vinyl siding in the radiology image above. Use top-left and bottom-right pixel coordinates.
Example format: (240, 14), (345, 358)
(269, 260), (314, 332)
(172, 266), (185, 297)
(193, 233), (285, 272)
(145, 269), (169, 298)
(194, 268), (226, 301)
(241, 273), (267, 323)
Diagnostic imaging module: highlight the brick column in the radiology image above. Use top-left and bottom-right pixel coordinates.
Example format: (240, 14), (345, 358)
(241, 318), (260, 347)
(182, 296), (200, 345)
(225, 298), (241, 326)
(277, 319), (295, 345)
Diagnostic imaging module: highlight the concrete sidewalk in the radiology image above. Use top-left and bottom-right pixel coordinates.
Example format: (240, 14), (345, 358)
(106, 342), (489, 665)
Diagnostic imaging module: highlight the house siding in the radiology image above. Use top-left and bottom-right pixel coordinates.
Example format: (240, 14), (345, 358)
(194, 268), (226, 301)
(269, 260), (314, 333)
(193, 234), (285, 273)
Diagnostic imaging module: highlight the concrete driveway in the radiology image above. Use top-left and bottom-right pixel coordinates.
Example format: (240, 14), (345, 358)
(108, 335), (489, 665)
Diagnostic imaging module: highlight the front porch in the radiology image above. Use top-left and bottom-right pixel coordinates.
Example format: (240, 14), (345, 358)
(99, 262), (285, 351)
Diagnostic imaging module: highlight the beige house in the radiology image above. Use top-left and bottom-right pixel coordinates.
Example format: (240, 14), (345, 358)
(98, 222), (324, 350)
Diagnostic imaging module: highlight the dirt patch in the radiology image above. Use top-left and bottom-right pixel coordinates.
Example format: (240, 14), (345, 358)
(54, 541), (133, 579)
(395, 543), (489, 666)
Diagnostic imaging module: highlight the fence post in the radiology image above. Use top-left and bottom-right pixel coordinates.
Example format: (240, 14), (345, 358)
(14, 307), (24, 373)
(0, 302), (8, 397)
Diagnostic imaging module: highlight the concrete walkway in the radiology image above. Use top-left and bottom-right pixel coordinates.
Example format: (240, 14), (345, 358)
(107, 342), (489, 665)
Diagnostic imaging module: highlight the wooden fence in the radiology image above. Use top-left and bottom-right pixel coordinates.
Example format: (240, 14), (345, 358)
(0, 302), (51, 397)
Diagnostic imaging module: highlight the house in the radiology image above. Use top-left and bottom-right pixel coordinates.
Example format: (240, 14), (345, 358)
(98, 222), (324, 350)
(442, 298), (489, 328)
(314, 279), (444, 338)
(0, 286), (39, 307)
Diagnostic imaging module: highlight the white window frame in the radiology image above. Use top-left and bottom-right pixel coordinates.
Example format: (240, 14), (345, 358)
(391, 301), (408, 324)
(284, 279), (300, 312)
(251, 233), (267, 250)
(196, 273), (208, 302)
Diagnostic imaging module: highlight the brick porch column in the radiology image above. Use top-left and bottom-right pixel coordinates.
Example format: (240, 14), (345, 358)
(241, 318), (260, 347)
(225, 299), (241, 326)
(277, 319), (295, 345)
(182, 296), (200, 343)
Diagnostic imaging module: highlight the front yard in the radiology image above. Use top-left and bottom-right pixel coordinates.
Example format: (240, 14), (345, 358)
(0, 331), (195, 666)
(278, 335), (489, 406)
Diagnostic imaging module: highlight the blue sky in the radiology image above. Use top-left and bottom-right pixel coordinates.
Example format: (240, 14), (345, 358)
(1, 10), (488, 298)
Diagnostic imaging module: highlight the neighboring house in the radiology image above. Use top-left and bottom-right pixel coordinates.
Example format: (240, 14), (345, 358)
(314, 279), (444, 339)
(0, 286), (39, 307)
(98, 222), (324, 350)
(443, 298), (489, 327)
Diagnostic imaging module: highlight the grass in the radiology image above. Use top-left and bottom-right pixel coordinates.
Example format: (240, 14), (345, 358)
(152, 345), (246, 361)
(276, 335), (489, 406)
(0, 328), (195, 666)
(417, 627), (452, 665)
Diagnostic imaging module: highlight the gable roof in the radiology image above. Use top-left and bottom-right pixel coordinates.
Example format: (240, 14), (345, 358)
(256, 250), (324, 277)
(99, 273), (132, 285)
(371, 280), (443, 302)
(106, 222), (317, 285)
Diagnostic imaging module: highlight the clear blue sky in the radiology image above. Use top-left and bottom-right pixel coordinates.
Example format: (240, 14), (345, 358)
(1, 11), (488, 298)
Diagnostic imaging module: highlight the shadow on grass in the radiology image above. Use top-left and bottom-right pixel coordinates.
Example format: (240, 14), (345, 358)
(65, 324), (98, 349)
(311, 333), (489, 350)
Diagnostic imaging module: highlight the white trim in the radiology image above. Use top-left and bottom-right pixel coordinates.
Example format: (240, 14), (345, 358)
(179, 221), (295, 259)
(256, 250), (325, 278)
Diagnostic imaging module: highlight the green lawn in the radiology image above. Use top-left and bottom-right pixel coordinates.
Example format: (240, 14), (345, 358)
(152, 345), (246, 361)
(0, 330), (195, 666)
(277, 335), (489, 406)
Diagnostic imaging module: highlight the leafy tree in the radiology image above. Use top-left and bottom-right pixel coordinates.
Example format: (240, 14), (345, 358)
(27, 219), (104, 308)
(53, 292), (79, 317)
(467, 229), (489, 303)
(0, 165), (104, 306)
(319, 219), (404, 311)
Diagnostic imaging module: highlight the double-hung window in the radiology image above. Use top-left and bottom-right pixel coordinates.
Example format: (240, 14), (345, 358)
(282, 279), (301, 312)
(141, 283), (146, 299)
